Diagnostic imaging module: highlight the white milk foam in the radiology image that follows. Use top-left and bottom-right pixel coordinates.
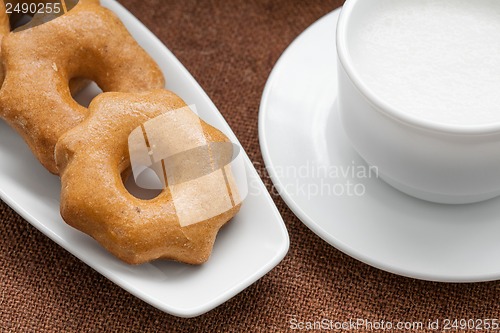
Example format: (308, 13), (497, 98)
(349, 0), (500, 126)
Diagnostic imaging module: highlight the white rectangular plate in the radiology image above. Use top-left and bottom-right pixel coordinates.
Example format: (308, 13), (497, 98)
(0, 0), (289, 318)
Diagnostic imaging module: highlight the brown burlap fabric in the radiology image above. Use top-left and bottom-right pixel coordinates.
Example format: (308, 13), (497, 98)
(2, 1), (500, 332)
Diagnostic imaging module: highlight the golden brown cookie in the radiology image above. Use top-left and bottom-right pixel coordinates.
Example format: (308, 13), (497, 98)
(0, 0), (165, 174)
(0, 0), (99, 83)
(0, 1), (11, 83)
(55, 90), (241, 265)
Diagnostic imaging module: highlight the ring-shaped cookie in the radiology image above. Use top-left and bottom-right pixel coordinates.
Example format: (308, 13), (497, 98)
(55, 90), (241, 264)
(0, 0), (164, 174)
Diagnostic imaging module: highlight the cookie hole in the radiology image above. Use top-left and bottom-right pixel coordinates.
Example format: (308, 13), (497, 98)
(123, 170), (163, 201)
(7, 1), (81, 32)
(71, 79), (103, 108)
(10, 14), (33, 30)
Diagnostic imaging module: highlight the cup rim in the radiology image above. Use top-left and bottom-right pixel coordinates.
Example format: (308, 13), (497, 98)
(336, 0), (500, 135)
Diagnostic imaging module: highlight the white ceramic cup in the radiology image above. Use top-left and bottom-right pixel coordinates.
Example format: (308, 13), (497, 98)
(336, 0), (500, 204)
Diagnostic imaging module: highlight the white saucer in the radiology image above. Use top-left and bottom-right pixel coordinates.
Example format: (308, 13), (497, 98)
(259, 8), (500, 282)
